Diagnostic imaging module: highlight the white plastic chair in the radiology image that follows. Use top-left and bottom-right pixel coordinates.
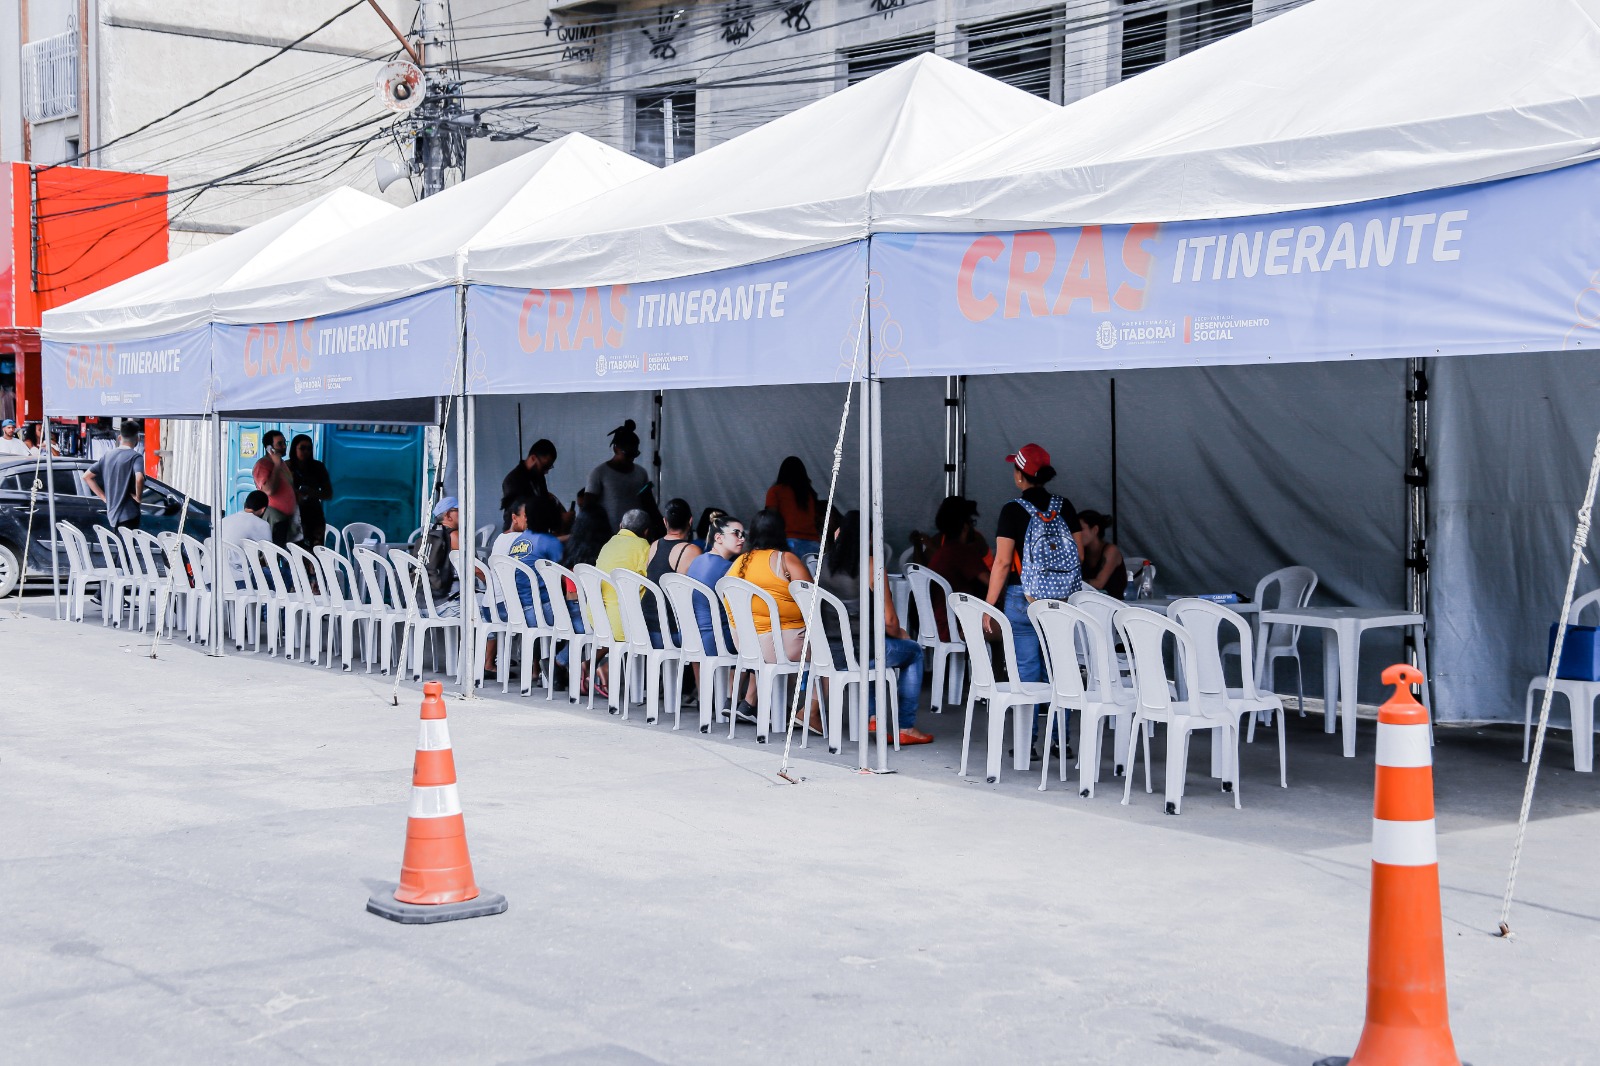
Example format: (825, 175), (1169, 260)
(895, 545), (915, 573)
(286, 542), (334, 662)
(490, 555), (554, 695)
(240, 540), (288, 654)
(573, 563), (628, 713)
(660, 571), (739, 733)
(222, 540), (266, 650)
(474, 523), (496, 558)
(1227, 565), (1318, 712)
(1172, 597), (1288, 791)
(389, 548), (461, 682)
(1069, 587), (1142, 777)
(453, 550), (511, 690)
(173, 534), (212, 643)
(535, 559), (597, 704)
(716, 574), (807, 744)
(1526, 588), (1600, 773)
(91, 525), (135, 626)
(948, 593), (1052, 783)
(315, 546), (369, 671)
(904, 564), (967, 715)
(323, 525), (343, 555)
(1115, 605), (1240, 815)
(57, 522), (115, 623)
(121, 528), (167, 632)
(612, 569), (686, 727)
(343, 522), (384, 557)
(1028, 599), (1136, 797)
(789, 579), (898, 754)
(258, 541), (313, 659)
(352, 546), (407, 673)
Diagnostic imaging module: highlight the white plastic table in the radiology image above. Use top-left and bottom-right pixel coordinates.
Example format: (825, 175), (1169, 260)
(1257, 605), (1428, 757)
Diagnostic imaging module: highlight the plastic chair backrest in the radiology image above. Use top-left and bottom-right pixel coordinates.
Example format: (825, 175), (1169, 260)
(476, 524), (495, 550)
(388, 548), (439, 617)
(156, 533), (190, 590)
(323, 526), (343, 554)
(613, 569), (679, 652)
(1566, 588), (1600, 624)
(895, 545), (914, 573)
(949, 593), (1024, 690)
(93, 525), (128, 575)
(1114, 606), (1196, 716)
(802, 552), (820, 575)
(717, 574), (793, 665)
(534, 559), (579, 636)
(119, 527), (150, 578)
(660, 571), (730, 658)
(903, 563), (959, 647)
(240, 539), (276, 594)
(1027, 599), (1090, 703)
(1172, 597), (1262, 699)
(344, 522), (384, 556)
(490, 556), (541, 628)
(572, 563), (618, 642)
(261, 542), (308, 601)
(1069, 589), (1123, 677)
(315, 546), (359, 608)
(57, 521), (87, 573)
(351, 546), (393, 606)
(1255, 565), (1317, 647)
(788, 579), (854, 672)
(284, 542), (324, 603)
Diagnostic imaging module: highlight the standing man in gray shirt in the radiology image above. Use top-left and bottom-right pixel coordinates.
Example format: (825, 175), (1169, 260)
(83, 421), (147, 530)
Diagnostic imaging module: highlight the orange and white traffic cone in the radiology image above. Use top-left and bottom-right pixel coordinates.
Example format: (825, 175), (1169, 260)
(1316, 663), (1462, 1066)
(368, 680), (507, 924)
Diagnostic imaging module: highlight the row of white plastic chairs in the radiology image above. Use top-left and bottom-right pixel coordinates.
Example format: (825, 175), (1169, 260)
(56, 521), (212, 639)
(944, 588), (1289, 815)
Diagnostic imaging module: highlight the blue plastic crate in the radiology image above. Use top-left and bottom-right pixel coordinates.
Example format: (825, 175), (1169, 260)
(1546, 623), (1600, 682)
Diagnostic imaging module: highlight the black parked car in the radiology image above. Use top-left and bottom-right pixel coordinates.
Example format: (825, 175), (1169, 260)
(0, 457), (212, 597)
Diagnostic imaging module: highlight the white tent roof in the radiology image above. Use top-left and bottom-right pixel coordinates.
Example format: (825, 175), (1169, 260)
(873, 0), (1600, 230)
(217, 133), (656, 324)
(467, 54), (1059, 289)
(41, 188), (395, 343)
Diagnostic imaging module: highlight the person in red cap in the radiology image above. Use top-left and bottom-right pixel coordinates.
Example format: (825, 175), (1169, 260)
(984, 443), (1084, 759)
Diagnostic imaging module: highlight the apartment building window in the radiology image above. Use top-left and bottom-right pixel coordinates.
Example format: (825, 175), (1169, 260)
(963, 9), (1062, 102)
(844, 33), (935, 85)
(1120, 0), (1252, 81)
(633, 84), (697, 167)
(22, 26), (80, 122)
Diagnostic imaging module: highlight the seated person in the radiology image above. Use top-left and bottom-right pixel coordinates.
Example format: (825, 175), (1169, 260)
(492, 495), (564, 625)
(818, 511), (931, 745)
(642, 497), (701, 645)
(685, 510), (741, 654)
(423, 496), (497, 673)
(595, 508), (652, 642)
(1076, 510), (1127, 599)
(725, 508), (818, 730)
(910, 495), (990, 641)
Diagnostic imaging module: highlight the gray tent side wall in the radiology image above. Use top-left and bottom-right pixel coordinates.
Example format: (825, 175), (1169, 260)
(1431, 349), (1600, 728)
(459, 351), (1597, 727)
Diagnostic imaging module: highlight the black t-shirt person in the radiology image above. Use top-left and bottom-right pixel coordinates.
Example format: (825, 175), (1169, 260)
(995, 486), (1080, 588)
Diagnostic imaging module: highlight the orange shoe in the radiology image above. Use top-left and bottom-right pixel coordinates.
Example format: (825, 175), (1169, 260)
(898, 728), (934, 745)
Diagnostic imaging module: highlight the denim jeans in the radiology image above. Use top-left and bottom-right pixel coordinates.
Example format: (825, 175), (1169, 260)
(556, 597), (586, 666)
(788, 538), (821, 560)
(1003, 585), (1052, 743)
(871, 635), (925, 729)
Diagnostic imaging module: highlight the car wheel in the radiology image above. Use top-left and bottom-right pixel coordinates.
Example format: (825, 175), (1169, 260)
(0, 540), (19, 598)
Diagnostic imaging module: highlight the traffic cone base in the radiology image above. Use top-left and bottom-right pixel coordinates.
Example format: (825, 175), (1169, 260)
(367, 885), (508, 925)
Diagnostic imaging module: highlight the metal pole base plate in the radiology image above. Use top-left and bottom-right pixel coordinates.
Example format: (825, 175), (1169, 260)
(367, 888), (508, 924)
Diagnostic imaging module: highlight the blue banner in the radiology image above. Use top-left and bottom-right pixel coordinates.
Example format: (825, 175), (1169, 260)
(467, 242), (867, 395)
(212, 287), (460, 411)
(870, 160), (1600, 376)
(42, 325), (213, 417)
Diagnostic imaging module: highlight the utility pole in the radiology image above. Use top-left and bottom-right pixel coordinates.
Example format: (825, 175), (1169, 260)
(367, 0), (491, 199)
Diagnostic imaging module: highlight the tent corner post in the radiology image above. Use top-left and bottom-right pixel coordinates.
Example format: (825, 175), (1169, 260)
(44, 411), (61, 618)
(208, 413), (226, 657)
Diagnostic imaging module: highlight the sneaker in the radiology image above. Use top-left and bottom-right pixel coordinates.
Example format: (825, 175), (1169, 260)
(735, 700), (758, 724)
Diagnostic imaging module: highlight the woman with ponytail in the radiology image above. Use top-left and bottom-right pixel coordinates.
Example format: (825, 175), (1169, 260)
(584, 418), (656, 534)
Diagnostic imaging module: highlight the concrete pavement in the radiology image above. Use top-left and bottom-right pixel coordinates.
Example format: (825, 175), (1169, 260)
(3, 605), (1597, 1063)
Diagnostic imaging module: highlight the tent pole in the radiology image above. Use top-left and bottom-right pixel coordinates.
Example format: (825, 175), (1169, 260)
(456, 301), (476, 700)
(856, 323), (872, 772)
(870, 372), (890, 772)
(955, 374), (967, 497)
(44, 411), (61, 617)
(1109, 377), (1118, 544)
(652, 389), (664, 502)
(944, 376), (958, 498)
(209, 413), (225, 657)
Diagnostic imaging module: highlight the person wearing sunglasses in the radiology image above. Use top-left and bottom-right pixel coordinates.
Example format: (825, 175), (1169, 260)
(686, 510), (742, 657)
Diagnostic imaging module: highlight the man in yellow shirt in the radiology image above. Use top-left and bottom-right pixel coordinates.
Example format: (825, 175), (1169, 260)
(595, 508), (652, 639)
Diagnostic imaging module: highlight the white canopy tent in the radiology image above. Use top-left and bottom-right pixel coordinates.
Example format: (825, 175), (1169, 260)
(872, 0), (1600, 230)
(858, 0), (1600, 730)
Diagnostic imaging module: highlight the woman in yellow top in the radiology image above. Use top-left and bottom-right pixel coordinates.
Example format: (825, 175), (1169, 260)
(727, 508), (821, 730)
(595, 509), (652, 639)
